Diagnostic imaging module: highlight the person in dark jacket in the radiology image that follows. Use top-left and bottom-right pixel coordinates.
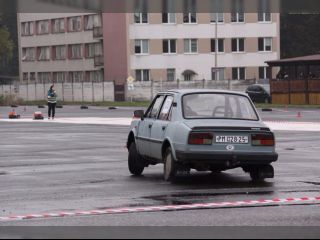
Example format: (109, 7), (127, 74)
(48, 85), (58, 120)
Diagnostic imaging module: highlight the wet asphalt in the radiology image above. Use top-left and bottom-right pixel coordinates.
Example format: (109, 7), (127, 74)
(0, 106), (319, 228)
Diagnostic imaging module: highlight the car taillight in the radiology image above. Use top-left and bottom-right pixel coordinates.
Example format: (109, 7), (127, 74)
(252, 133), (275, 146)
(188, 132), (213, 145)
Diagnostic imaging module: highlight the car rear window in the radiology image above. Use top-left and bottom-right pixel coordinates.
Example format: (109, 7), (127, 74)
(182, 93), (259, 121)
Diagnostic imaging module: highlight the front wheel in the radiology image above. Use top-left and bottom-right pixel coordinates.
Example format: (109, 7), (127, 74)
(128, 142), (145, 176)
(164, 147), (178, 182)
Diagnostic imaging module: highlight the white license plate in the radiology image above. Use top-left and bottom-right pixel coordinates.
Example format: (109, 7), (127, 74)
(216, 136), (249, 144)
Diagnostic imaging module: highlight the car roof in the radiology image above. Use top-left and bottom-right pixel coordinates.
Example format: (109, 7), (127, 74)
(158, 89), (249, 97)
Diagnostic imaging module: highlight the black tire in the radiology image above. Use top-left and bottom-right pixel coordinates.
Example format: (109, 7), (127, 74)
(249, 165), (274, 183)
(250, 170), (265, 183)
(128, 142), (144, 176)
(163, 147), (177, 182)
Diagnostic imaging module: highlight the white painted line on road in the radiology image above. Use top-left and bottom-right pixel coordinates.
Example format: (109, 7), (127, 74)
(1, 118), (320, 131)
(266, 121), (320, 132)
(0, 196), (319, 222)
(0, 117), (132, 126)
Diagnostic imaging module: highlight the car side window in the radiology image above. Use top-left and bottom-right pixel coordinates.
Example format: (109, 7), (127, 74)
(147, 95), (165, 119)
(158, 96), (174, 121)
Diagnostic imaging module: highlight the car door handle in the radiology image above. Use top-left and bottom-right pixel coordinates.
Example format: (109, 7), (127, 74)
(162, 126), (166, 131)
(149, 124), (153, 129)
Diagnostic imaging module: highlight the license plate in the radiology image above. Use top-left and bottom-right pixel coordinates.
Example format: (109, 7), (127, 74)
(216, 136), (249, 144)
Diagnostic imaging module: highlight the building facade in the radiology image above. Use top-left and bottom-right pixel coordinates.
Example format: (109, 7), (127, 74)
(18, 12), (280, 100)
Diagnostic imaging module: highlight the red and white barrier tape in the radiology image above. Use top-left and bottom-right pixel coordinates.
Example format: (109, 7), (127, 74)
(0, 196), (319, 222)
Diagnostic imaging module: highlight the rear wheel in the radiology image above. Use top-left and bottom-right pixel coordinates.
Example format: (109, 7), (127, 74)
(249, 165), (274, 183)
(164, 147), (177, 182)
(128, 142), (144, 176)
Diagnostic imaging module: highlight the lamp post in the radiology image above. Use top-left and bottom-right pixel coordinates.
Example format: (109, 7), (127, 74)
(215, 13), (218, 81)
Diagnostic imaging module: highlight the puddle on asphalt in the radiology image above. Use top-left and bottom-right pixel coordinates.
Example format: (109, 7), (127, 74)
(284, 148), (296, 151)
(143, 191), (275, 205)
(301, 181), (320, 186)
(78, 179), (114, 184)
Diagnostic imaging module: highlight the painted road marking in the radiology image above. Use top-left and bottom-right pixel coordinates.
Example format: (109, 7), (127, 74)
(1, 118), (320, 132)
(0, 196), (319, 222)
(0, 118), (132, 126)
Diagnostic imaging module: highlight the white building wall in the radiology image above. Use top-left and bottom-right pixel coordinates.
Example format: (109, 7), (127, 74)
(131, 53), (278, 80)
(129, 16), (280, 81)
(130, 23), (278, 39)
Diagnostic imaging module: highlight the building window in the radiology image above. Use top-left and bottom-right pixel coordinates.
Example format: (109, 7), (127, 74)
(84, 14), (102, 30)
(69, 44), (83, 59)
(38, 47), (51, 61)
(232, 67), (246, 80)
(231, 0), (245, 23)
(232, 38), (245, 52)
(23, 73), (28, 82)
(162, 13), (176, 24)
(167, 69), (176, 81)
(135, 40), (149, 54)
(69, 72), (84, 83)
(231, 12), (245, 23)
(134, 13), (148, 24)
(22, 48), (35, 61)
(68, 16), (82, 32)
(52, 18), (65, 34)
(87, 70), (104, 82)
(210, 13), (224, 23)
(258, 0), (271, 22)
(184, 39), (198, 53)
(136, 70), (150, 81)
(212, 68), (225, 80)
(258, 37), (272, 52)
(163, 39), (176, 54)
(30, 72), (36, 81)
(183, 13), (197, 23)
(38, 72), (51, 83)
(53, 72), (66, 83)
(37, 20), (49, 35)
(259, 67), (270, 79)
(21, 22), (34, 36)
(258, 12), (271, 22)
(211, 39), (224, 53)
(52, 46), (66, 60)
(85, 43), (103, 58)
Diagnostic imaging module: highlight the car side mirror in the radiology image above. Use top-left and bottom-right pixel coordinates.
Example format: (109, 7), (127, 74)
(134, 110), (145, 120)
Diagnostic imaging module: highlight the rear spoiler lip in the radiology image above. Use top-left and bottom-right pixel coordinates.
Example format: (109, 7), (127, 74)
(191, 126), (271, 132)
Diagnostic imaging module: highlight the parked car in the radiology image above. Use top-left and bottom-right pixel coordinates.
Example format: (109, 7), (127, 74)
(127, 90), (278, 182)
(246, 84), (272, 104)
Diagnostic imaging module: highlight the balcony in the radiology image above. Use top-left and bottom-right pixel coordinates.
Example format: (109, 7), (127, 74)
(93, 26), (103, 38)
(94, 55), (104, 67)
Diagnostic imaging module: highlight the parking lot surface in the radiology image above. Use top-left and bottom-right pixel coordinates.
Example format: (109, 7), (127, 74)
(0, 106), (319, 226)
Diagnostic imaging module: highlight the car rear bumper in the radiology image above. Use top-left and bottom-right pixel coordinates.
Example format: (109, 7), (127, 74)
(175, 151), (278, 165)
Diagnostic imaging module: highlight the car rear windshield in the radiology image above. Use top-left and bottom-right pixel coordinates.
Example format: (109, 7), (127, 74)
(182, 93), (259, 121)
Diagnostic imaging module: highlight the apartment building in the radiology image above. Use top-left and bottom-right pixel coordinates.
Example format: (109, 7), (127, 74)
(18, 12), (280, 99)
(18, 13), (105, 84)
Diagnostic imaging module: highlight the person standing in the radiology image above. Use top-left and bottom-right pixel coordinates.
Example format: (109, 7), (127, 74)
(47, 85), (57, 120)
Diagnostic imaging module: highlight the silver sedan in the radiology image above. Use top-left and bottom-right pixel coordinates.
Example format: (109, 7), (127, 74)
(127, 89), (278, 182)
